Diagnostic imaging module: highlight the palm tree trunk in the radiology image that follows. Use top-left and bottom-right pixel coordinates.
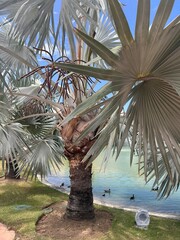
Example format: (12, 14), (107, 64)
(61, 115), (96, 220)
(65, 153), (94, 220)
(5, 158), (20, 179)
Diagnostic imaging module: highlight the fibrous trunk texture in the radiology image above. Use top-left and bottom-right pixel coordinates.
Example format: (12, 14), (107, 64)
(60, 115), (96, 220)
(5, 158), (20, 179)
(66, 153), (94, 220)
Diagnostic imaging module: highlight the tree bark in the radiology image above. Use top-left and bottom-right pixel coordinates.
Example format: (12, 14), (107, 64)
(65, 153), (94, 220)
(5, 158), (20, 179)
(60, 115), (96, 220)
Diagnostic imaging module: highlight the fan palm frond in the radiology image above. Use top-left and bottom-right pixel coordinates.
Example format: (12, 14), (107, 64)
(0, 122), (28, 168)
(0, 0), (55, 49)
(19, 135), (64, 179)
(14, 101), (58, 139)
(0, 21), (37, 73)
(144, 151), (180, 199)
(56, 0), (109, 58)
(86, 13), (121, 69)
(0, 0), (108, 55)
(0, 78), (64, 178)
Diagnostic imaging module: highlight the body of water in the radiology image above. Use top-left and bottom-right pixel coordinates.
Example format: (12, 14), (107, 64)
(46, 148), (180, 218)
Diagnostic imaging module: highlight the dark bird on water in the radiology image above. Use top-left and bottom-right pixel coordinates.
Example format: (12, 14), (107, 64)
(104, 189), (111, 193)
(152, 186), (158, 191)
(130, 194), (135, 200)
(102, 194), (105, 197)
(60, 183), (64, 187)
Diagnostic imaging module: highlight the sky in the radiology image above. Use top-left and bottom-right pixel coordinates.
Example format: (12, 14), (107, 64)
(122, 0), (179, 33)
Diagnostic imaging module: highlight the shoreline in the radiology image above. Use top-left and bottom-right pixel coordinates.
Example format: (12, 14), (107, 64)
(41, 178), (180, 221)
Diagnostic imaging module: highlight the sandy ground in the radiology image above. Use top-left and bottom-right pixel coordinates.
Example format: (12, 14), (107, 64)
(36, 201), (113, 240)
(0, 223), (15, 240)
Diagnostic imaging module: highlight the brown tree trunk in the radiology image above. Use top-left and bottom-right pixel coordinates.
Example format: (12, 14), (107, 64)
(65, 153), (94, 220)
(5, 158), (20, 179)
(60, 115), (96, 220)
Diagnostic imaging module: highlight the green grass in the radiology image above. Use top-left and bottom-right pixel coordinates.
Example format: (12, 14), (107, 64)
(0, 178), (67, 240)
(98, 206), (180, 240)
(0, 172), (180, 239)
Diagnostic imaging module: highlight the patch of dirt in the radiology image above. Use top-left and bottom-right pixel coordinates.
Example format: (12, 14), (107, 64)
(36, 201), (113, 240)
(0, 223), (16, 240)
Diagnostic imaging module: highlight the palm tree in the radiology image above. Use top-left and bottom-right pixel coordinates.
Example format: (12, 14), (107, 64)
(0, 0), (179, 221)
(0, 70), (64, 179)
(55, 0), (180, 199)
(0, 21), (39, 179)
(0, 0), (119, 220)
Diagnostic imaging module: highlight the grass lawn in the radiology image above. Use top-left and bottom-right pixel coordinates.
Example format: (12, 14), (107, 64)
(0, 169), (180, 239)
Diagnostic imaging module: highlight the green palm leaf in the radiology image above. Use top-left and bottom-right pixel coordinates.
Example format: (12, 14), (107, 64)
(19, 136), (64, 179)
(0, 122), (29, 170)
(0, 0), (109, 54)
(0, 22), (37, 72)
(90, 13), (121, 69)
(145, 151), (180, 199)
(149, 0), (175, 40)
(108, 0), (133, 46)
(0, 0), (55, 49)
(135, 0), (150, 45)
(74, 28), (119, 68)
(54, 62), (126, 81)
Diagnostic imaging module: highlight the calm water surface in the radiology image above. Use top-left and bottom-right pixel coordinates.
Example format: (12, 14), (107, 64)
(47, 148), (180, 217)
